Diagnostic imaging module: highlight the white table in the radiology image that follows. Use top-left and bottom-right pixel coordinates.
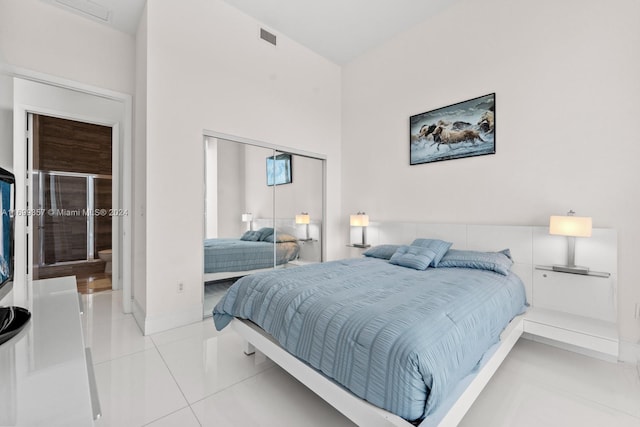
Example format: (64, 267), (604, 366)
(0, 276), (98, 426)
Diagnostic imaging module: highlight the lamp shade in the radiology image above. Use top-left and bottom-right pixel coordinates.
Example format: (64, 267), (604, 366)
(295, 213), (310, 225)
(350, 213), (369, 227)
(549, 215), (592, 237)
(241, 213), (253, 222)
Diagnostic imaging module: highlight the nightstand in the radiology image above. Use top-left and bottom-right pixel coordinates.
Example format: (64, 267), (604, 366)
(345, 244), (370, 259)
(523, 266), (618, 360)
(295, 239), (320, 264)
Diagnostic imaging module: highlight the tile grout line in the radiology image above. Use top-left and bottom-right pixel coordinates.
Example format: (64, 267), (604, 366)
(151, 333), (194, 420)
(140, 405), (196, 427)
(150, 323), (278, 409)
(499, 355), (640, 421)
(188, 364), (279, 407)
(188, 405), (203, 427)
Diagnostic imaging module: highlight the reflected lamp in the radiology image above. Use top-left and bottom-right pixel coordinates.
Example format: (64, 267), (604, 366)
(350, 212), (370, 248)
(241, 213), (253, 231)
(549, 210), (592, 274)
(296, 212), (311, 241)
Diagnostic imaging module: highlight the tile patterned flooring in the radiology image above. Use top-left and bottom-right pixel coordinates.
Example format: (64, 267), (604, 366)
(84, 291), (640, 427)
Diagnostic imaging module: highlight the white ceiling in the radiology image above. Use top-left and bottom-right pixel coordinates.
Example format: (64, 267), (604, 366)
(220, 0), (458, 64)
(42, 0), (457, 65)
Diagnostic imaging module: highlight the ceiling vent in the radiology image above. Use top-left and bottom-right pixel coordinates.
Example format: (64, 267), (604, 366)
(260, 28), (277, 46)
(54, 0), (111, 22)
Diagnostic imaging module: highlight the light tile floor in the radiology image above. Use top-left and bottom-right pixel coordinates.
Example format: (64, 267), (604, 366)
(84, 291), (640, 427)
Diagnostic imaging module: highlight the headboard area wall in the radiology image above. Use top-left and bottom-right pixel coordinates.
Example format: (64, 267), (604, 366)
(254, 217), (322, 241)
(350, 222), (618, 327)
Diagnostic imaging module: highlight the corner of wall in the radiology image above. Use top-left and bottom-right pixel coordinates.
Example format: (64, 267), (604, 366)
(619, 339), (640, 367)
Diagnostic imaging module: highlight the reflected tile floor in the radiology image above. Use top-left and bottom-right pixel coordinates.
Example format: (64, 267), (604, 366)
(85, 291), (640, 427)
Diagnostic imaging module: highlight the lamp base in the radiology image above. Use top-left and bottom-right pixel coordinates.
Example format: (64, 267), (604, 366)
(351, 244), (371, 249)
(552, 265), (590, 275)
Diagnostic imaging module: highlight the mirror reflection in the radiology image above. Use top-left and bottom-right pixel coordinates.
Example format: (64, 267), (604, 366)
(203, 138), (324, 317)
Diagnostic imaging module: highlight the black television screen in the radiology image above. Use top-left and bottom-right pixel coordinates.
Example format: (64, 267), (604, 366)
(266, 154), (292, 186)
(0, 167), (15, 302)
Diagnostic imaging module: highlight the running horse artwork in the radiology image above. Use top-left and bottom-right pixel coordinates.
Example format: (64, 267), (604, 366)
(410, 93), (495, 165)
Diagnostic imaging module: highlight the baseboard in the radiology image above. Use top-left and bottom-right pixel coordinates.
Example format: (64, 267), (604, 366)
(140, 304), (203, 335)
(132, 298), (146, 333)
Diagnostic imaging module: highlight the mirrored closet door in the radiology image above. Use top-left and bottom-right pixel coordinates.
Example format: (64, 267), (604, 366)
(274, 150), (323, 265)
(203, 137), (325, 317)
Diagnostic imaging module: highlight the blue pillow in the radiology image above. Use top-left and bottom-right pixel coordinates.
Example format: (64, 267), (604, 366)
(389, 245), (437, 271)
(363, 244), (401, 260)
(410, 238), (453, 267)
(256, 227), (274, 241)
(240, 230), (261, 241)
(437, 249), (513, 275)
(263, 232), (298, 243)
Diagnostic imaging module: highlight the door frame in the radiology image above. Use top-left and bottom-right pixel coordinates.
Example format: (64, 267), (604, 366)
(10, 70), (132, 313)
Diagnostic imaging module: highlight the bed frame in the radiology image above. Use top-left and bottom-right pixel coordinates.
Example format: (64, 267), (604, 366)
(233, 316), (523, 427)
(231, 222), (617, 426)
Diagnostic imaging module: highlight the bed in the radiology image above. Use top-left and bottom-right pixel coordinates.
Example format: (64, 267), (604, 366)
(203, 226), (300, 281)
(213, 243), (527, 425)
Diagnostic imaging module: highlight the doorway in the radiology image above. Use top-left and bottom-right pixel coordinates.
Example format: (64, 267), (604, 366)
(12, 77), (132, 314)
(30, 114), (114, 293)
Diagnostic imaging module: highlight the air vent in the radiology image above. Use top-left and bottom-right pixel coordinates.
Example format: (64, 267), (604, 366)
(260, 28), (277, 46)
(54, 0), (111, 22)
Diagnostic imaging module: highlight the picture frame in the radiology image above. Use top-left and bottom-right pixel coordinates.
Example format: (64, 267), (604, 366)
(266, 153), (292, 186)
(410, 93), (495, 165)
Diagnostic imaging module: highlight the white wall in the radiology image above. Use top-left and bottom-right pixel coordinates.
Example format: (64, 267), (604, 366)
(342, 0), (640, 348)
(204, 138), (218, 239)
(141, 0), (341, 333)
(0, 0), (135, 94)
(216, 139), (248, 238)
(244, 145), (274, 222)
(0, 75), (12, 171)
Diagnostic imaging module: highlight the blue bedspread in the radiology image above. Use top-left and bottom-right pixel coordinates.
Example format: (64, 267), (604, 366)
(213, 258), (526, 421)
(204, 238), (299, 273)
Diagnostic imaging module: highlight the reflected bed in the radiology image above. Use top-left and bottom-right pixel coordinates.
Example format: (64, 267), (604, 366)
(204, 238), (299, 274)
(203, 227), (300, 283)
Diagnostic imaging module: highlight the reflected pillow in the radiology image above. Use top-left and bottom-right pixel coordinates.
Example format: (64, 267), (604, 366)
(410, 238), (453, 267)
(264, 232), (298, 243)
(389, 245), (437, 271)
(240, 230), (261, 241)
(437, 249), (513, 275)
(256, 227), (274, 241)
(363, 244), (401, 260)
